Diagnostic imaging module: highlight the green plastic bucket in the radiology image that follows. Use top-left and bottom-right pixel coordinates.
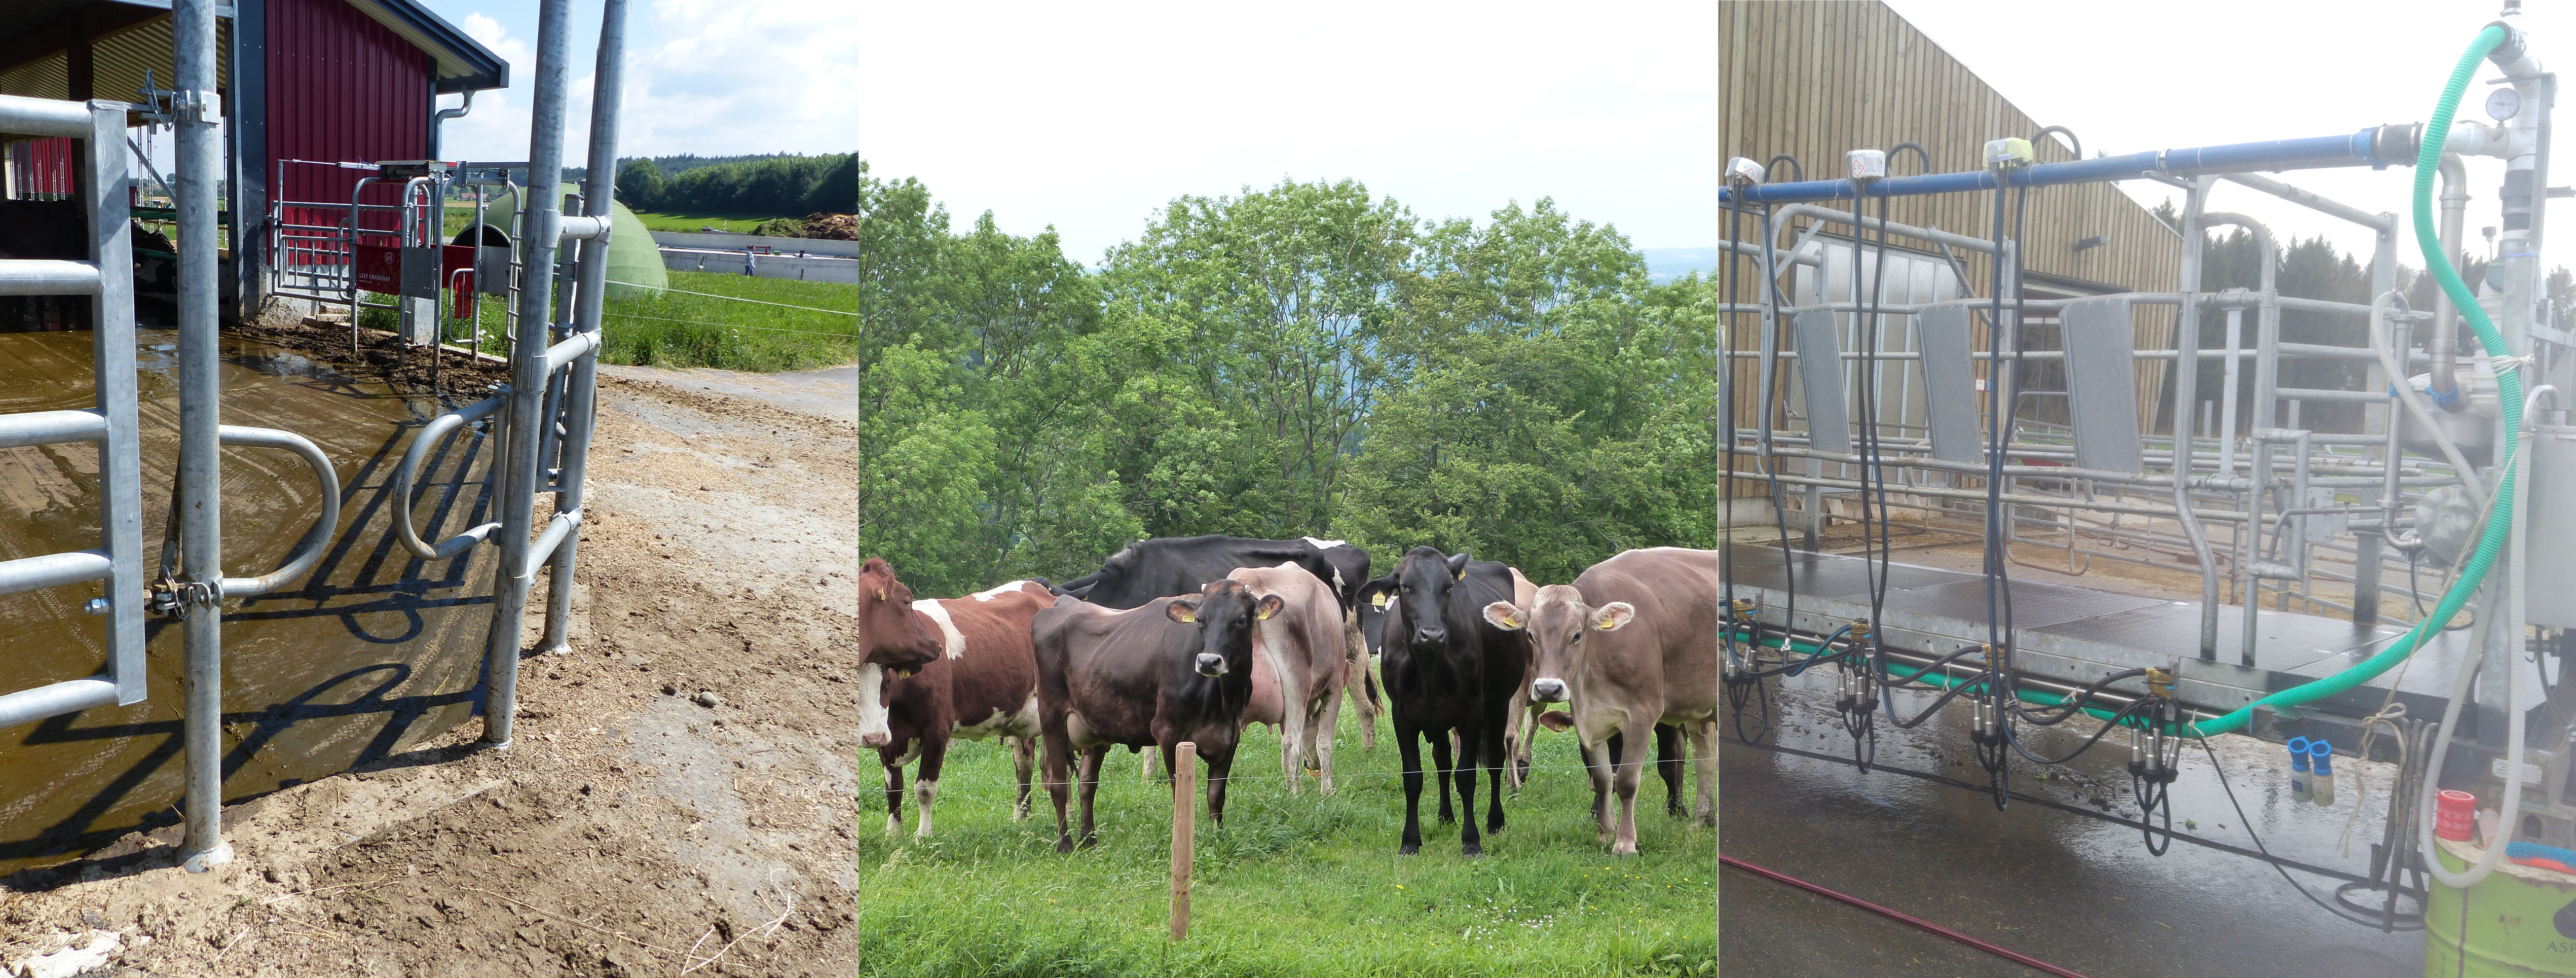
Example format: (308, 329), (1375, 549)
(2427, 838), (2576, 976)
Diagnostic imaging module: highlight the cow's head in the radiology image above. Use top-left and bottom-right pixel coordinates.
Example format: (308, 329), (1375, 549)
(1166, 579), (1280, 679)
(1355, 574), (1399, 658)
(857, 558), (941, 673)
(855, 557), (938, 749)
(1393, 547), (1473, 655)
(1483, 584), (1634, 707)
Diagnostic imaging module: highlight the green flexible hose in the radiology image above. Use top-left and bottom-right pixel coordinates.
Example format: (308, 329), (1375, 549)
(2187, 25), (2524, 738)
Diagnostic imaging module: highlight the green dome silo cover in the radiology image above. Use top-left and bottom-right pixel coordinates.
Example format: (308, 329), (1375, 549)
(605, 199), (667, 300)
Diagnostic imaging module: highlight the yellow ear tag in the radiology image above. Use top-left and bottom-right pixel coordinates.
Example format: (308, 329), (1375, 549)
(1456, 569), (1466, 581)
(1597, 611), (1618, 629)
(1174, 607), (1196, 623)
(1502, 613), (1520, 629)
(1256, 605), (1275, 621)
(876, 588), (887, 601)
(1371, 593), (1388, 609)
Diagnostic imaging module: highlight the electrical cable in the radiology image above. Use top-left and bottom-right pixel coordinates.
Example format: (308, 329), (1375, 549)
(2195, 733), (2428, 931)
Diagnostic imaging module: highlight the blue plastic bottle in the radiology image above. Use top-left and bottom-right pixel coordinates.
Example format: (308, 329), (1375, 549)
(2309, 739), (2335, 806)
(2287, 736), (2312, 803)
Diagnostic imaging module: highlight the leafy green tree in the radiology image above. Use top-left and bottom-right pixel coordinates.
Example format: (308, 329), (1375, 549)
(613, 158), (663, 211)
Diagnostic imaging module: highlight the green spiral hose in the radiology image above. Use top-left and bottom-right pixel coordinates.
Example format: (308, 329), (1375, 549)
(2187, 24), (2524, 738)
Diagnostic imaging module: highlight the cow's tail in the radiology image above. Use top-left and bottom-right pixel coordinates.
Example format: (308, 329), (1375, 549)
(1364, 662), (1382, 708)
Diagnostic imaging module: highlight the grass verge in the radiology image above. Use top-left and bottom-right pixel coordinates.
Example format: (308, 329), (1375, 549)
(843, 709), (1716, 977)
(631, 211), (803, 234)
(365, 271), (858, 372)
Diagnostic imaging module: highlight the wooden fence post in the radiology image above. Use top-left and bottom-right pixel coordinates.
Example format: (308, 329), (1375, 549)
(1170, 740), (1196, 941)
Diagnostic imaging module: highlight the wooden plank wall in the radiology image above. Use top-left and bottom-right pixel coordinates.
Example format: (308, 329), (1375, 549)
(1720, 1), (2186, 493)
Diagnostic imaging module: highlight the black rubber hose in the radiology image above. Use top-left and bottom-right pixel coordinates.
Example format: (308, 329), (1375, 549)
(2012, 667), (2151, 726)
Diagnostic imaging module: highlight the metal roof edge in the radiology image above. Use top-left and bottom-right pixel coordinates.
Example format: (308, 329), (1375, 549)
(349, 0), (506, 93)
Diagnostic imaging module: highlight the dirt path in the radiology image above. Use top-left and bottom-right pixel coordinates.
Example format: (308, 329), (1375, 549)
(2, 337), (879, 976)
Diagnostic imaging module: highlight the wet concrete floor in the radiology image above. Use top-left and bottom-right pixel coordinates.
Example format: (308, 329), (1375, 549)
(0, 327), (506, 875)
(1722, 663), (2424, 975)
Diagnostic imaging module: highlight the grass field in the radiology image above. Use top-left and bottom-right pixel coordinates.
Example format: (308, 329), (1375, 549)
(376, 270), (858, 372)
(841, 708), (1717, 977)
(630, 210), (801, 234)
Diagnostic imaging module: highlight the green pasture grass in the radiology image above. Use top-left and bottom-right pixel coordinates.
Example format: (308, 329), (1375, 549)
(630, 211), (800, 234)
(841, 708), (1716, 977)
(370, 271), (858, 372)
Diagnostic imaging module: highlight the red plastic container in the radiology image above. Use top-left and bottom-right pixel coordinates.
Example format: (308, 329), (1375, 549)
(2437, 789), (2478, 842)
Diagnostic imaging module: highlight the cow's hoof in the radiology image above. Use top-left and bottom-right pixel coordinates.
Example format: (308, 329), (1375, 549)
(1487, 818), (1506, 834)
(1055, 837), (1074, 854)
(1399, 842), (1421, 856)
(1696, 813), (1715, 829)
(1612, 843), (1639, 858)
(1078, 835), (1100, 850)
(1461, 843), (1483, 858)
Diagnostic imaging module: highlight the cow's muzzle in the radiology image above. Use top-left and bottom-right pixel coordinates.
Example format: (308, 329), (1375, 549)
(1196, 653), (1229, 676)
(1531, 677), (1568, 703)
(1413, 628), (1446, 648)
(859, 731), (891, 748)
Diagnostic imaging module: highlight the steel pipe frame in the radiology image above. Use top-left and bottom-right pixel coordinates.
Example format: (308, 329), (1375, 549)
(480, 0), (577, 750)
(540, 0), (625, 657)
(1720, 126), (2408, 206)
(172, 0), (229, 872)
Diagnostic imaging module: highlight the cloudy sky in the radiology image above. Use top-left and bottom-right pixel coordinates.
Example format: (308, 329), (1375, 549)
(1885, 0), (2576, 275)
(418, 0), (1720, 265)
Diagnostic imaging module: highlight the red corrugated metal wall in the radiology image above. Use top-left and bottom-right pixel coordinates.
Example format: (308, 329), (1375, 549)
(266, 0), (431, 260)
(6, 138), (79, 199)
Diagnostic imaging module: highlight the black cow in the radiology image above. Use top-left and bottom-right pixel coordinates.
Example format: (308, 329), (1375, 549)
(1056, 534), (1379, 744)
(1374, 548), (1526, 856)
(1030, 581), (1273, 852)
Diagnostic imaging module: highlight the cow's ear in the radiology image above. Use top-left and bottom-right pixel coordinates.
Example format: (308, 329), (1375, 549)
(1167, 598), (1200, 624)
(1447, 552), (1471, 580)
(1594, 602), (1637, 632)
(1255, 595), (1284, 621)
(1481, 601), (1525, 631)
(1538, 711), (1575, 733)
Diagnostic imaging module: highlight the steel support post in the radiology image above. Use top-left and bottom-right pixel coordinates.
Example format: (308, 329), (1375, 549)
(172, 0), (231, 872)
(482, 0), (574, 749)
(541, 0), (627, 655)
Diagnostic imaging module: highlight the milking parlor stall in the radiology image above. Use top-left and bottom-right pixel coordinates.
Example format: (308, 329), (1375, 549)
(1720, 2), (2576, 976)
(0, 3), (1721, 978)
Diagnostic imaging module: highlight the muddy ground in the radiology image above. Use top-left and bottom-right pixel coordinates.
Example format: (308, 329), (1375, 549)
(3, 327), (884, 976)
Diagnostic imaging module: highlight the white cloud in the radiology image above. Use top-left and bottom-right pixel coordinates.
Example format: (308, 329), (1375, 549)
(436, 13), (535, 163)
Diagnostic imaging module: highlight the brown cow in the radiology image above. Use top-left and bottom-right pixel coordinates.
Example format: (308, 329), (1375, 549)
(1482, 547), (1719, 855)
(1230, 561), (1349, 795)
(854, 562), (1055, 839)
(1032, 581), (1273, 852)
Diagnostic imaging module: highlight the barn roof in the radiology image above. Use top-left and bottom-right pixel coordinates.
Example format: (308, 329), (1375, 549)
(0, 0), (504, 103)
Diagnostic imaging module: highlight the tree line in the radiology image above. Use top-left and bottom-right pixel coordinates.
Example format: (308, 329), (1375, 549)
(856, 159), (1720, 598)
(2141, 200), (2576, 436)
(612, 153), (859, 216)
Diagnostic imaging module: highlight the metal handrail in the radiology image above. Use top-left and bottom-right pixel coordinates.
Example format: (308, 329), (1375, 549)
(214, 425), (341, 598)
(392, 394), (507, 561)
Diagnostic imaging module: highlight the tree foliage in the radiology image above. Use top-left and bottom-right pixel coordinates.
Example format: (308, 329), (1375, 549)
(857, 167), (1717, 598)
(613, 153), (858, 216)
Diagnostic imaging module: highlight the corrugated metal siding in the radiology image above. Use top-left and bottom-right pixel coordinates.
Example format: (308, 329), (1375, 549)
(6, 139), (79, 199)
(1720, 1), (2186, 494)
(265, 0), (431, 244)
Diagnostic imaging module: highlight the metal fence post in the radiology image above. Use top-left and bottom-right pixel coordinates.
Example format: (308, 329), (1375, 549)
(172, 0), (231, 872)
(482, 0), (574, 748)
(542, 0), (627, 655)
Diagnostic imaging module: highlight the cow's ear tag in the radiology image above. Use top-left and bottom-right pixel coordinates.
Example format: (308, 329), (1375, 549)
(1371, 592), (1388, 609)
(1597, 612), (1616, 629)
(1256, 605), (1275, 621)
(875, 588), (887, 601)
(1170, 605), (1197, 624)
(1455, 569), (1467, 581)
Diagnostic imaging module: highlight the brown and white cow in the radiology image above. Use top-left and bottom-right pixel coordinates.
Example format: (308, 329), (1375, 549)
(1230, 561), (1350, 795)
(855, 559), (1055, 839)
(1482, 547), (1719, 855)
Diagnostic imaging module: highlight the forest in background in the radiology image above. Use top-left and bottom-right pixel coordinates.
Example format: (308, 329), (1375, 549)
(852, 159), (1720, 597)
(611, 153), (860, 219)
